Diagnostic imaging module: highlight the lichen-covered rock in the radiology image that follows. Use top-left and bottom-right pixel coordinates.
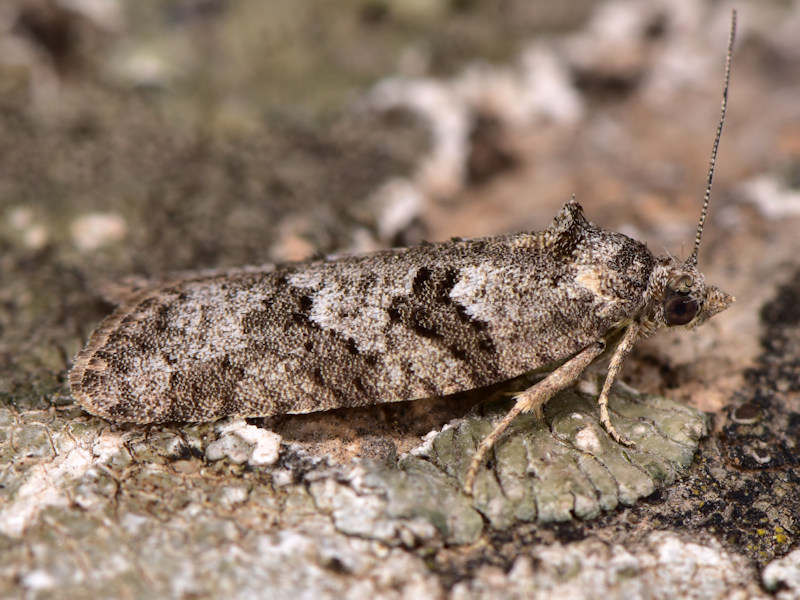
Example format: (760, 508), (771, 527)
(2, 0), (800, 598)
(450, 532), (765, 600)
(292, 384), (708, 546)
(400, 384), (708, 530)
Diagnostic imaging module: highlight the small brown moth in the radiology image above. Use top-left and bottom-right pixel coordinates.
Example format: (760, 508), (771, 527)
(70, 13), (737, 495)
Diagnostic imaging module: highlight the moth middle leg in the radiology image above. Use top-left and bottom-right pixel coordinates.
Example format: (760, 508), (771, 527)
(464, 340), (606, 495)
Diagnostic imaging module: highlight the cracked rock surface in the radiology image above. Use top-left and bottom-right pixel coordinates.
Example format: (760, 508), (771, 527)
(2, 1), (800, 598)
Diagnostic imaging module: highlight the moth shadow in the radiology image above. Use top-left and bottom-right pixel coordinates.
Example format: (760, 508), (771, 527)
(255, 375), (535, 465)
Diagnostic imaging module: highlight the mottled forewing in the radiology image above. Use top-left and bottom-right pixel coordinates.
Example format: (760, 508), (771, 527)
(70, 202), (655, 423)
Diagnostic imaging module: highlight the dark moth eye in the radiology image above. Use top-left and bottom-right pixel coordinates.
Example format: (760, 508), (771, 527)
(664, 294), (699, 326)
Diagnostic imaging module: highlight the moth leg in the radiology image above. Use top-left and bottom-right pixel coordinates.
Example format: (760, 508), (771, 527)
(597, 323), (641, 447)
(464, 341), (605, 495)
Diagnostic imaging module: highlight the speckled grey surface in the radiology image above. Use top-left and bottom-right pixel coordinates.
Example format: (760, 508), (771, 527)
(3, 1), (800, 598)
(0, 384), (709, 597)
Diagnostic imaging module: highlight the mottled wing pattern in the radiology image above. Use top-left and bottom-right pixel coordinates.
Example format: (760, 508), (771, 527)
(70, 202), (655, 423)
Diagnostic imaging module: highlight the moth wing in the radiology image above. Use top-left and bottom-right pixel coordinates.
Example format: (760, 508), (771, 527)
(71, 202), (647, 423)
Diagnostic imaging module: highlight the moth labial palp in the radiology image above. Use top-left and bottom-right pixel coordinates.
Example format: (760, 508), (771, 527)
(69, 12), (738, 497)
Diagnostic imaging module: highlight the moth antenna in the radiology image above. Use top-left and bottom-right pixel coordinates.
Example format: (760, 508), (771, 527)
(689, 9), (736, 266)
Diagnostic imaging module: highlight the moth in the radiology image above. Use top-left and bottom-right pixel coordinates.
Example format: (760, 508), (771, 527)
(70, 14), (737, 495)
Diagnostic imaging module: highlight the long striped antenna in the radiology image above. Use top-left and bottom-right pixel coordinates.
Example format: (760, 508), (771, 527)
(689, 9), (736, 267)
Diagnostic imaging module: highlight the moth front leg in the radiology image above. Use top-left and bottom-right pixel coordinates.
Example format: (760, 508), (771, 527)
(464, 340), (606, 495)
(597, 323), (641, 448)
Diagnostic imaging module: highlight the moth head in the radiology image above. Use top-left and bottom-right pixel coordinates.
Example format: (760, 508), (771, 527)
(652, 10), (737, 331)
(654, 261), (733, 330)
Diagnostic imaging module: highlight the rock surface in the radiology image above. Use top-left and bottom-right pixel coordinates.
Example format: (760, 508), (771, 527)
(2, 1), (800, 598)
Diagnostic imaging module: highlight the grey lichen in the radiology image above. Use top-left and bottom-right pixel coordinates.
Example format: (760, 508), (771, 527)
(296, 383), (710, 545)
(406, 383), (709, 530)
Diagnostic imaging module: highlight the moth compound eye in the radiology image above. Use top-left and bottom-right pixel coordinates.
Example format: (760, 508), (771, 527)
(664, 294), (699, 326)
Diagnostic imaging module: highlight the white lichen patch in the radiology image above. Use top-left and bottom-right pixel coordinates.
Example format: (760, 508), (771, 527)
(70, 212), (128, 251)
(574, 423), (603, 454)
(740, 175), (800, 220)
(0, 446), (93, 537)
(206, 419), (282, 466)
(763, 546), (800, 599)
